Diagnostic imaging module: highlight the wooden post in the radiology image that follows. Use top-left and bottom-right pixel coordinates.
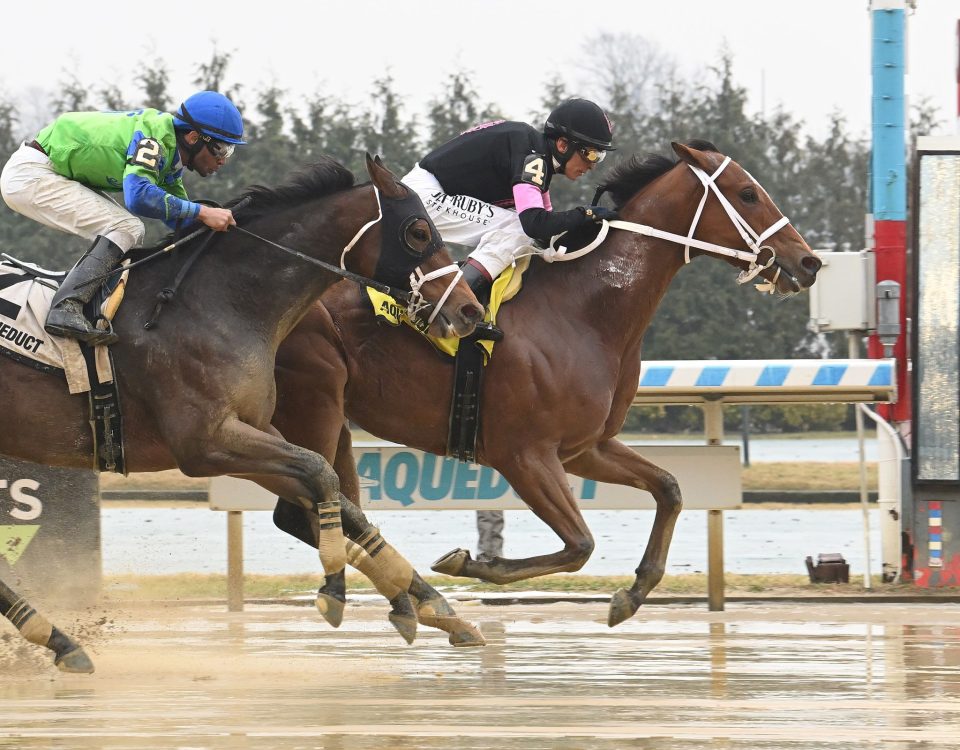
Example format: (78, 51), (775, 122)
(703, 400), (726, 611)
(707, 510), (725, 611)
(226, 511), (244, 612)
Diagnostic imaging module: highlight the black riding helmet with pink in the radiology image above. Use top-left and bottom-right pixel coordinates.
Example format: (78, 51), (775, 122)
(543, 98), (616, 172)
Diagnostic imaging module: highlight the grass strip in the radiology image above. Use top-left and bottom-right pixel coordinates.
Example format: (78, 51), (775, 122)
(99, 572), (954, 602)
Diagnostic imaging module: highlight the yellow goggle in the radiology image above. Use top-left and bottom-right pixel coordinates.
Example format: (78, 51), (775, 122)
(577, 145), (607, 164)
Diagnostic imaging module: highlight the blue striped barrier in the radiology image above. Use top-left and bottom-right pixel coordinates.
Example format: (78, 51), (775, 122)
(635, 359), (896, 404)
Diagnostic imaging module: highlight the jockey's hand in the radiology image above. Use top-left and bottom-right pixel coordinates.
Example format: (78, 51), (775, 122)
(579, 206), (619, 222)
(198, 205), (237, 232)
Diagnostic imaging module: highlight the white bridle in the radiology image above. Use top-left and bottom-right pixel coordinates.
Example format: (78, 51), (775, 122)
(339, 185), (464, 324)
(408, 264), (464, 325)
(547, 158), (794, 294)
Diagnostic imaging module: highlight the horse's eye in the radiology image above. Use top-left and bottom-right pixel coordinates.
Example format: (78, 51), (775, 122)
(411, 227), (429, 242)
(740, 187), (758, 203)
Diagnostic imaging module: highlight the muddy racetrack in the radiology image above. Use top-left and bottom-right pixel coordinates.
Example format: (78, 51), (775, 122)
(2, 598), (959, 749)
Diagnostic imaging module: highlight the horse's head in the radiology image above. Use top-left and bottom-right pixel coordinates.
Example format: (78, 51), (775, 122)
(668, 141), (821, 295)
(344, 155), (484, 337)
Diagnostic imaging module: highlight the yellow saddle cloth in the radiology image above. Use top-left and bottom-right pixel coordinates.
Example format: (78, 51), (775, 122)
(366, 256), (529, 360)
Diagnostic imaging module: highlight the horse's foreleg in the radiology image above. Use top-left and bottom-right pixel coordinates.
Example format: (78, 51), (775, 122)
(273, 498), (484, 647)
(0, 578), (94, 673)
(175, 419), (347, 626)
(338, 501), (484, 647)
(565, 438), (682, 626)
(432, 454), (595, 584)
(330, 425), (482, 646)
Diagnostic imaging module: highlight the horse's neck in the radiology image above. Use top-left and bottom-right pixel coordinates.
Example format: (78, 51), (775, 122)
(140, 195), (355, 344)
(569, 174), (702, 349)
(554, 223), (685, 353)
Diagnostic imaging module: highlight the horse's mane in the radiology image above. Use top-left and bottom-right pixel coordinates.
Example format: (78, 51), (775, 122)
(599, 139), (719, 209)
(150, 157), (356, 251)
(225, 156), (356, 219)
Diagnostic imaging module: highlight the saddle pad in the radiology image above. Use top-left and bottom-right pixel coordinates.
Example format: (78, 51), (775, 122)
(0, 258), (108, 394)
(367, 255), (530, 359)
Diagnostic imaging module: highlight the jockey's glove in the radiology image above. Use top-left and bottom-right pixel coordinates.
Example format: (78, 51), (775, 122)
(579, 206), (619, 222)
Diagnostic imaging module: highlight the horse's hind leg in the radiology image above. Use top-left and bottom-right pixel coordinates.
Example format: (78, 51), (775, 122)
(564, 438), (682, 626)
(0, 578), (94, 673)
(432, 453), (596, 584)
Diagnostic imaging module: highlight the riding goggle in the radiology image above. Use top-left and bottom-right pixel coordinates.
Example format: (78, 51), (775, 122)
(576, 145), (607, 164)
(202, 135), (235, 160)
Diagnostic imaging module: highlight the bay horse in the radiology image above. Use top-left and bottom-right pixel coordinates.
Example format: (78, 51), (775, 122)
(0, 155), (486, 671)
(270, 141), (822, 627)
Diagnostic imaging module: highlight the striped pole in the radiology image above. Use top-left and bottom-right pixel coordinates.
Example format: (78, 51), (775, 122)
(868, 1), (910, 423)
(928, 501), (943, 568)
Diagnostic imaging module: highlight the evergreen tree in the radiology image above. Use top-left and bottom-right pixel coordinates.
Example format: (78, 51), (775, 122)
(361, 75), (421, 175)
(426, 70), (500, 150)
(136, 60), (171, 111)
(51, 72), (89, 113)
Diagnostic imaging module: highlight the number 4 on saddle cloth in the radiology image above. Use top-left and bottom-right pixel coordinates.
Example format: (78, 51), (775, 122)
(0, 254), (128, 473)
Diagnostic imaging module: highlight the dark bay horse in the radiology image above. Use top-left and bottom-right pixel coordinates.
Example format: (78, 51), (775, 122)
(0, 155), (485, 670)
(270, 141), (822, 627)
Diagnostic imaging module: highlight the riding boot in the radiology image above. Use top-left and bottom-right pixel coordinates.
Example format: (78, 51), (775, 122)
(45, 236), (124, 346)
(461, 261), (504, 342)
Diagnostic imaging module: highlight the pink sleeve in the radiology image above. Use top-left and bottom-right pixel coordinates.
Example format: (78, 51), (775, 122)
(513, 182), (546, 213)
(542, 191), (553, 211)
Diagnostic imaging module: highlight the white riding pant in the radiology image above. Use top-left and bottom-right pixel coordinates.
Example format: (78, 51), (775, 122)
(403, 164), (541, 279)
(1, 143), (144, 252)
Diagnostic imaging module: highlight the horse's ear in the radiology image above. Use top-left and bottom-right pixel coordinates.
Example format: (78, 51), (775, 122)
(366, 153), (406, 199)
(672, 141), (709, 170)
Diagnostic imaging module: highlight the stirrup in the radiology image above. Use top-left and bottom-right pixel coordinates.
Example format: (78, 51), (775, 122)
(45, 304), (119, 347)
(471, 321), (503, 342)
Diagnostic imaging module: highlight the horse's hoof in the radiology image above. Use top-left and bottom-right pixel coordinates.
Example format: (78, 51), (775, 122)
(608, 588), (640, 627)
(447, 622), (486, 648)
(417, 602), (486, 647)
(431, 548), (470, 576)
(386, 593), (417, 644)
(54, 646), (95, 674)
(388, 613), (418, 645)
(315, 593), (345, 628)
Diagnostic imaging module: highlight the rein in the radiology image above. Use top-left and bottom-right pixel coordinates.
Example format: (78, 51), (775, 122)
(234, 183), (462, 323)
(231, 225), (410, 302)
(552, 159), (794, 294)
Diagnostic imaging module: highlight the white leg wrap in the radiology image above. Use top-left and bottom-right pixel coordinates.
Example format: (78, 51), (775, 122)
(316, 500), (346, 575)
(345, 540), (402, 599)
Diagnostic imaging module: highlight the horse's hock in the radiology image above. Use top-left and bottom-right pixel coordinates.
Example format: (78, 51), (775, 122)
(0, 457), (100, 608)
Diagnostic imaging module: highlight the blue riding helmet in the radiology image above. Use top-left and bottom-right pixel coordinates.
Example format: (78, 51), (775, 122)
(173, 91), (246, 144)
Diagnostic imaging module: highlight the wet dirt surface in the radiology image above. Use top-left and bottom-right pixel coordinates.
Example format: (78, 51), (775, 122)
(1, 599), (959, 749)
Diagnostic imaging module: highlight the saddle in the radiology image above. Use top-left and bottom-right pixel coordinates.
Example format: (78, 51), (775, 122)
(366, 257), (530, 461)
(364, 225), (606, 461)
(0, 253), (126, 473)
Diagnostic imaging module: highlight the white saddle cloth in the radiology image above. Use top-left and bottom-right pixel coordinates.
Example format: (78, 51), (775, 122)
(0, 258), (111, 394)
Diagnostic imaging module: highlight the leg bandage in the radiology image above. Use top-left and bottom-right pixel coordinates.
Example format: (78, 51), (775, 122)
(316, 499), (347, 575)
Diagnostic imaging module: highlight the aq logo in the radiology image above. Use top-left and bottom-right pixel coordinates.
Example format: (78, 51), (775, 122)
(0, 478), (43, 566)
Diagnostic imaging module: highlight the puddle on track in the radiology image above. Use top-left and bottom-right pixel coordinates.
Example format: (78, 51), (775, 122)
(1, 600), (959, 749)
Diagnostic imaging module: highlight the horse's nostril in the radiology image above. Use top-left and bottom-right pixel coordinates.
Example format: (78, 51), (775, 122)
(463, 303), (484, 321)
(802, 255), (822, 276)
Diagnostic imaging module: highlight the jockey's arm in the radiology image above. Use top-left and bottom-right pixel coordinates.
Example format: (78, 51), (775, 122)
(513, 182), (593, 243)
(122, 170), (201, 230)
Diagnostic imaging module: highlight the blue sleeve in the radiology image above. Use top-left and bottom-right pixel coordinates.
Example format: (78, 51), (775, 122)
(122, 174), (201, 229)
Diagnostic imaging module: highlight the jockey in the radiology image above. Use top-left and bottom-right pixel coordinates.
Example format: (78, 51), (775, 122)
(403, 97), (617, 308)
(0, 90), (245, 346)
